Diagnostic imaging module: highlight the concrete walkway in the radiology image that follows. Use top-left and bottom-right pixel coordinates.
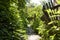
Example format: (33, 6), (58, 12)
(27, 35), (41, 40)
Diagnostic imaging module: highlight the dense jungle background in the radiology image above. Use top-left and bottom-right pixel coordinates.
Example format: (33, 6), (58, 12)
(0, 0), (60, 40)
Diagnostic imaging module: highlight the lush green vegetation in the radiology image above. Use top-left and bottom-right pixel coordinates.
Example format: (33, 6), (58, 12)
(0, 0), (60, 40)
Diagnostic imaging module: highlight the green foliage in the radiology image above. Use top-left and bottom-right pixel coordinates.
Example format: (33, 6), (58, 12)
(0, 0), (27, 40)
(41, 1), (60, 40)
(57, 0), (60, 4)
(0, 0), (60, 40)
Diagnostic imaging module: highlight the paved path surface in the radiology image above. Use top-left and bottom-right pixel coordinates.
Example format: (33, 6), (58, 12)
(28, 35), (41, 40)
